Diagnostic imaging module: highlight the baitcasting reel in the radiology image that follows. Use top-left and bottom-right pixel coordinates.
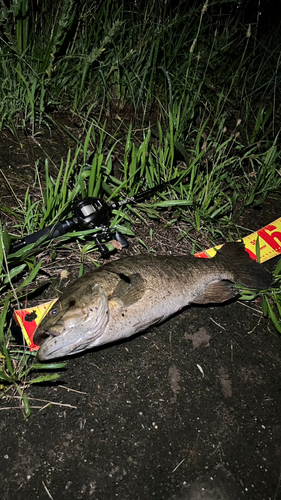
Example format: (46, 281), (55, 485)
(10, 197), (129, 258)
(9, 172), (186, 257)
(10, 177), (175, 257)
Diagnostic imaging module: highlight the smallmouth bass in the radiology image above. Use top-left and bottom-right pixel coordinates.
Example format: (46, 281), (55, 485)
(34, 242), (271, 360)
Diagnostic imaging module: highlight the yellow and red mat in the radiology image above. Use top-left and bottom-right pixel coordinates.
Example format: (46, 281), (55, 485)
(195, 217), (281, 261)
(14, 299), (57, 351)
(14, 217), (281, 352)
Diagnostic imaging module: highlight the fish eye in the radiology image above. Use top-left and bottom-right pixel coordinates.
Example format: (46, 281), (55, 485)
(50, 308), (58, 316)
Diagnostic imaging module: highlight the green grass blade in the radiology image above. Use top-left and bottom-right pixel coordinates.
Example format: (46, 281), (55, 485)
(0, 294), (14, 378)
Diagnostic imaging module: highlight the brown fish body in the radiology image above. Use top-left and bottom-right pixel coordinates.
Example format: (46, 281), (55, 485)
(94, 253), (248, 344)
(34, 243), (271, 360)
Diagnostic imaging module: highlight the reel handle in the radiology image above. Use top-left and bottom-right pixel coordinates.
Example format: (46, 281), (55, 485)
(114, 230), (129, 248)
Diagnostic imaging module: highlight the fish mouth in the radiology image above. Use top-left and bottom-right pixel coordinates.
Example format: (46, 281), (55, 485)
(36, 339), (63, 361)
(33, 329), (60, 346)
(36, 332), (91, 361)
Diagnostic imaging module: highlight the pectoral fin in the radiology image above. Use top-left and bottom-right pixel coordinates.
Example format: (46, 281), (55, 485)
(193, 280), (238, 305)
(111, 273), (146, 307)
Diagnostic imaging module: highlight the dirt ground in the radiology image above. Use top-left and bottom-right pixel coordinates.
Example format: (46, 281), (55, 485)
(0, 128), (281, 500)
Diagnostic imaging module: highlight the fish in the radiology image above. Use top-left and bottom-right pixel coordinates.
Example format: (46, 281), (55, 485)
(34, 242), (271, 361)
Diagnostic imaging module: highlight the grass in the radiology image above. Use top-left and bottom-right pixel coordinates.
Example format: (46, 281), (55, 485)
(0, 0), (281, 410)
(0, 1), (279, 132)
(0, 246), (67, 418)
(239, 254), (281, 335)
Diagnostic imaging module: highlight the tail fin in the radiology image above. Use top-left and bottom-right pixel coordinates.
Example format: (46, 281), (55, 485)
(215, 242), (272, 290)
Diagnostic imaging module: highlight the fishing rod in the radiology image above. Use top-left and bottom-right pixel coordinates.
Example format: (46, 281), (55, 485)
(10, 179), (177, 257)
